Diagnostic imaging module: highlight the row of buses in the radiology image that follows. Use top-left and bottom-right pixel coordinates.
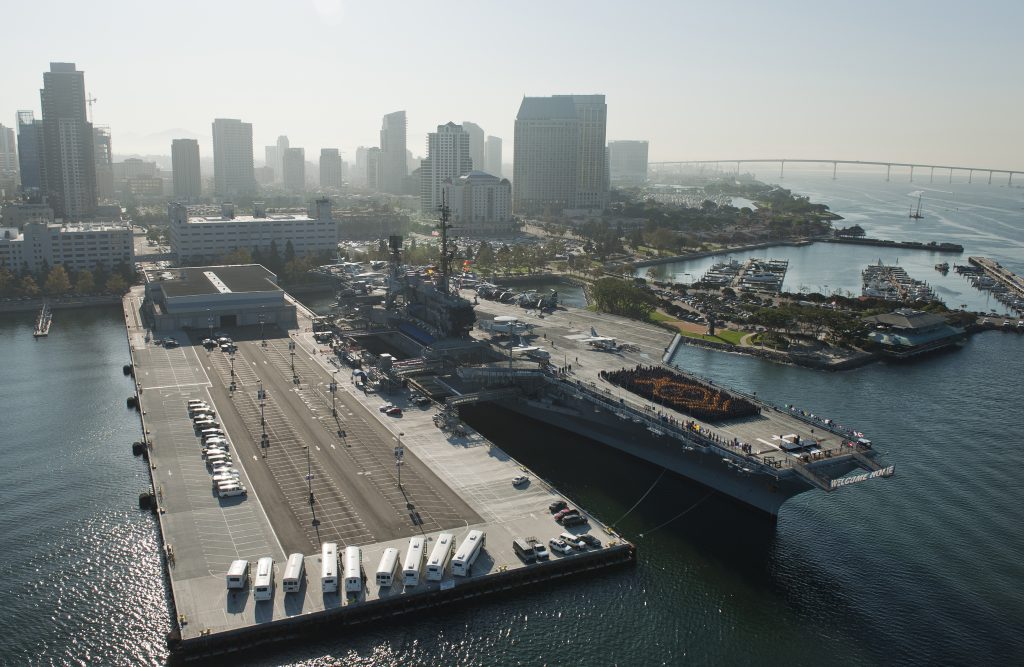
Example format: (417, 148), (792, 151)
(227, 531), (487, 599)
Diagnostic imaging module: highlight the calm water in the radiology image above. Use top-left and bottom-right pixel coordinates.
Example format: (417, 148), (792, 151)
(644, 172), (1024, 313)
(1, 173), (1023, 664)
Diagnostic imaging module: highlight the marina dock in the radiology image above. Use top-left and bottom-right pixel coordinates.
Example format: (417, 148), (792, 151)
(968, 257), (1024, 312)
(121, 288), (634, 660)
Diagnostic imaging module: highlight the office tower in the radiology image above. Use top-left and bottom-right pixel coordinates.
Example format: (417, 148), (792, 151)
(462, 122), (484, 174)
(608, 140), (649, 185)
(211, 118), (255, 198)
(0, 125), (17, 179)
(16, 111), (44, 194)
(172, 138), (202, 201)
(93, 127), (114, 199)
(354, 147), (369, 187)
(366, 147), (381, 190)
(419, 122), (472, 213)
(319, 148), (343, 189)
(264, 146), (278, 181)
(443, 171), (513, 235)
(513, 94), (608, 215)
(379, 110), (407, 194)
(40, 62), (97, 219)
(282, 147), (305, 192)
(485, 136), (502, 177)
(275, 135), (289, 183)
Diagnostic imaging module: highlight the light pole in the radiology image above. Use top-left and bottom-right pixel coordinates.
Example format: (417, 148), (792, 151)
(258, 379), (268, 458)
(229, 350), (236, 391)
(330, 370), (338, 417)
(207, 310), (213, 343)
(259, 308), (266, 348)
(394, 442), (404, 489)
(304, 444), (314, 507)
(289, 340), (297, 384)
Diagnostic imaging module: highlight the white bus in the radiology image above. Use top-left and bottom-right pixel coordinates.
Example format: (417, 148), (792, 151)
(375, 547), (401, 587)
(425, 533), (455, 582)
(402, 536), (426, 587)
(253, 557), (275, 600)
(282, 553), (305, 593)
(226, 559), (249, 589)
(343, 546), (362, 593)
(451, 530), (486, 577)
(321, 542), (339, 592)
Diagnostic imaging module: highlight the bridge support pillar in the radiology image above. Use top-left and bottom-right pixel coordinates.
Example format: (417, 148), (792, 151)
(886, 164), (891, 182)
(988, 171), (993, 185)
(780, 161), (784, 179)
(909, 165), (914, 182)
(930, 167), (934, 183)
(949, 169), (953, 184)
(969, 170), (973, 184)
(1010, 173), (1014, 186)
(736, 161), (741, 176)
(832, 162), (837, 180)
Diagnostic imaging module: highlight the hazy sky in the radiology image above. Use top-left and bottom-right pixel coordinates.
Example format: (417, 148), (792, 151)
(3, 0), (1022, 169)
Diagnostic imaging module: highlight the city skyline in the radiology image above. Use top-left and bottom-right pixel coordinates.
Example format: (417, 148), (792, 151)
(2, 1), (1021, 169)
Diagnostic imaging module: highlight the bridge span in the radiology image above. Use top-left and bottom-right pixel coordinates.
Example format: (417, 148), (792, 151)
(648, 158), (1021, 185)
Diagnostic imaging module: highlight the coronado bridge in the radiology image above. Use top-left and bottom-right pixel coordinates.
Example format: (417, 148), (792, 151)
(648, 159), (1022, 186)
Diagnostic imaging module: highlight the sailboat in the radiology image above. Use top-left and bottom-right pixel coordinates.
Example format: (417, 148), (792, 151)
(909, 194), (924, 219)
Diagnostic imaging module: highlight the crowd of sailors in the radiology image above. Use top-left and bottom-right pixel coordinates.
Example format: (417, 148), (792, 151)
(600, 365), (761, 422)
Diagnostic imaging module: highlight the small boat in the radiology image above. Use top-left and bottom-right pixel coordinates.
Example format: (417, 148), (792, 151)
(935, 262), (949, 273)
(33, 301), (52, 337)
(909, 194), (924, 219)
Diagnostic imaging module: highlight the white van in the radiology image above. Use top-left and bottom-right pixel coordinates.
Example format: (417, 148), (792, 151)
(343, 546), (362, 593)
(375, 547), (400, 587)
(253, 557), (274, 600)
(218, 485), (246, 498)
(282, 553), (305, 593)
(226, 559), (249, 589)
(321, 542), (339, 592)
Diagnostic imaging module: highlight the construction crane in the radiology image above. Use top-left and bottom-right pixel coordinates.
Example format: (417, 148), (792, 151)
(86, 95), (97, 123)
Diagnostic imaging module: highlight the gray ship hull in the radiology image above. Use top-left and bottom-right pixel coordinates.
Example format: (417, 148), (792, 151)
(498, 395), (865, 518)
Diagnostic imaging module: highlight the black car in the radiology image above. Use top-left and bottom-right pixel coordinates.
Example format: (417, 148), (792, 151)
(561, 514), (589, 527)
(580, 534), (601, 548)
(549, 500), (568, 513)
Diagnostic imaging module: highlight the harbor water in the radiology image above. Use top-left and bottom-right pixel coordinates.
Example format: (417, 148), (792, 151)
(1, 173), (1023, 664)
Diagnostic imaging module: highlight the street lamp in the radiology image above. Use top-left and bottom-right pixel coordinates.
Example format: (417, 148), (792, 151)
(258, 379), (268, 458)
(394, 442), (404, 489)
(229, 350), (236, 391)
(289, 340), (297, 383)
(259, 308), (266, 348)
(330, 370), (338, 417)
(207, 309), (213, 343)
(304, 444), (314, 507)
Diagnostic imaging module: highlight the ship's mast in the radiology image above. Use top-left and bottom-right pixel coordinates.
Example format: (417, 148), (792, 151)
(438, 192), (452, 294)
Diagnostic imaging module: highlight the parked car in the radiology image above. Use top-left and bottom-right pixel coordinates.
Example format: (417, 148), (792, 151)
(579, 534), (602, 548)
(512, 476), (529, 487)
(559, 532), (586, 550)
(549, 500), (568, 513)
(531, 542), (549, 561)
(379, 403), (395, 412)
(385, 406), (403, 416)
(553, 508), (578, 521)
(561, 514), (589, 527)
(548, 539), (573, 555)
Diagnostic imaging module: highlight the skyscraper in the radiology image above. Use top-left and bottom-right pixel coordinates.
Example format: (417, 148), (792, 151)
(607, 140), (649, 185)
(0, 125), (17, 178)
(462, 121), (485, 173)
(211, 118), (255, 198)
(319, 148), (343, 189)
(485, 136), (502, 177)
(282, 147), (305, 192)
(275, 136), (289, 184)
(40, 62), (97, 219)
(93, 126), (114, 199)
(379, 110), (407, 194)
(420, 122), (472, 213)
(513, 94), (608, 215)
(264, 145), (278, 181)
(366, 147), (381, 191)
(172, 138), (202, 201)
(15, 111), (44, 195)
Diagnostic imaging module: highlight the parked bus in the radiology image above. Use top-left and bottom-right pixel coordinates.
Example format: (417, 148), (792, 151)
(513, 537), (537, 563)
(425, 533), (455, 582)
(375, 547), (401, 587)
(402, 536), (426, 587)
(282, 553), (305, 593)
(226, 559), (249, 589)
(451, 530), (485, 577)
(343, 546), (362, 593)
(321, 542), (338, 592)
(253, 557), (274, 600)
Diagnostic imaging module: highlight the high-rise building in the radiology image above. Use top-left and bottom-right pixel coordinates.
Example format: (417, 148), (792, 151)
(16, 111), (44, 195)
(366, 147), (381, 191)
(420, 122), (472, 213)
(319, 148), (343, 189)
(275, 136), (289, 183)
(171, 138), (202, 201)
(40, 62), (97, 219)
(264, 146), (278, 182)
(607, 140), (649, 185)
(485, 136), (502, 177)
(211, 118), (255, 198)
(462, 121), (485, 173)
(513, 94), (608, 215)
(0, 125), (17, 178)
(282, 147), (305, 192)
(443, 171), (513, 235)
(93, 127), (114, 199)
(354, 147), (369, 187)
(380, 110), (407, 194)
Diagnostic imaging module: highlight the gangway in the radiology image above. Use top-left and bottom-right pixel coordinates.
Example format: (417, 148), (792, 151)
(444, 387), (521, 408)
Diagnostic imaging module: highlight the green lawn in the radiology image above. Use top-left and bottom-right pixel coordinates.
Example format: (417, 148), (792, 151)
(676, 327), (748, 346)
